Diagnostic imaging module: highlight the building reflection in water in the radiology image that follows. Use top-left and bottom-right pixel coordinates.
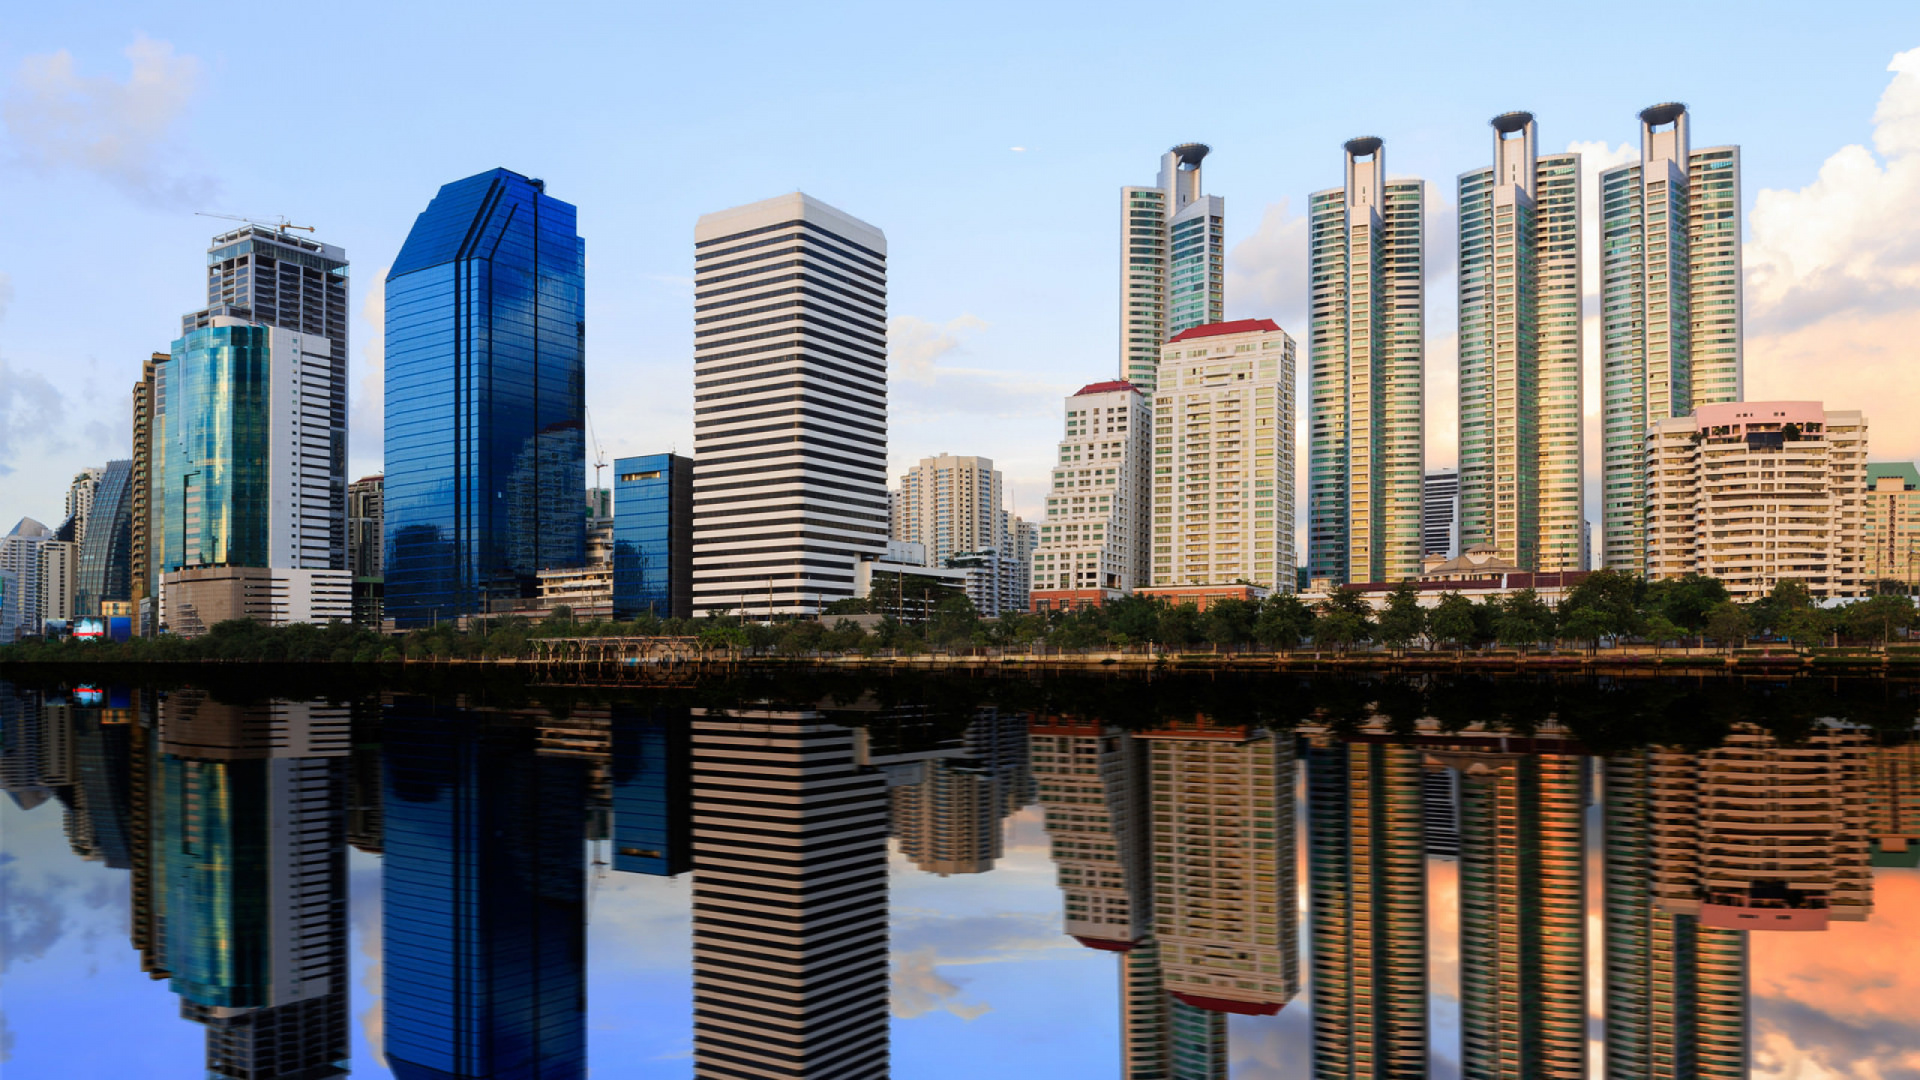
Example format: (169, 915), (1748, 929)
(4, 678), (1915, 1079)
(382, 703), (587, 1080)
(159, 691), (352, 1080)
(1033, 716), (1298, 1080)
(690, 708), (891, 1079)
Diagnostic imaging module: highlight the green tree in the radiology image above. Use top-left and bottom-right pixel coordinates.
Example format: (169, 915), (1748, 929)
(1496, 589), (1554, 652)
(1202, 598), (1257, 650)
(1375, 581), (1427, 653)
(1429, 593), (1477, 653)
(1157, 603), (1203, 649)
(1843, 593), (1915, 644)
(1254, 594), (1312, 651)
(1642, 613), (1683, 655)
(1705, 602), (1752, 653)
(1559, 569), (1645, 636)
(1645, 573), (1731, 635)
(1559, 606), (1611, 656)
(1314, 609), (1366, 653)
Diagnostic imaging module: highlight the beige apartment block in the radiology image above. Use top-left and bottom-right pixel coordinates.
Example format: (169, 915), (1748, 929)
(1151, 320), (1298, 593)
(1863, 462), (1920, 585)
(161, 566), (352, 636)
(1030, 380), (1153, 607)
(890, 453), (1006, 567)
(1646, 401), (1867, 600)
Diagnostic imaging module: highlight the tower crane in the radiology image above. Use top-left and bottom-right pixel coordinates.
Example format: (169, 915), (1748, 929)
(194, 211), (315, 234)
(586, 405), (608, 493)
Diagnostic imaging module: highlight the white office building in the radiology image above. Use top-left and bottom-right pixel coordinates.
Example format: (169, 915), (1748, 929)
(1422, 470), (1460, 559)
(1602, 104), (1743, 571)
(1120, 144), (1225, 393)
(1151, 320), (1297, 592)
(1030, 381), (1153, 608)
(690, 194), (889, 617)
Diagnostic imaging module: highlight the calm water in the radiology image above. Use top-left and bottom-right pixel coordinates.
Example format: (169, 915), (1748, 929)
(2, 670), (1915, 1079)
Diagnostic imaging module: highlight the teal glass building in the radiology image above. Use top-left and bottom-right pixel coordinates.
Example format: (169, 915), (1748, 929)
(75, 458), (134, 615)
(384, 169), (586, 627)
(611, 453), (691, 620)
(159, 325), (273, 572)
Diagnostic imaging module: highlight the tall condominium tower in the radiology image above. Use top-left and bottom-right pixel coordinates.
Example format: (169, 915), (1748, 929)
(1031, 720), (1151, 950)
(1306, 740), (1429, 1079)
(1030, 381), (1153, 608)
(891, 453), (1006, 567)
(690, 711), (890, 1078)
(1422, 469), (1460, 559)
(1151, 320), (1298, 592)
(1601, 105), (1743, 571)
(1309, 138), (1427, 585)
(159, 694), (350, 1080)
(690, 194), (888, 618)
(1442, 745), (1587, 1080)
(384, 169), (585, 626)
(382, 706), (588, 1079)
(1605, 751), (1749, 1080)
(1457, 113), (1583, 573)
(131, 353), (166, 623)
(1120, 144), (1225, 392)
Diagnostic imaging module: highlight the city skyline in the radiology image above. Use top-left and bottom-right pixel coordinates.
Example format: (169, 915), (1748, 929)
(5, 10), (1920, 554)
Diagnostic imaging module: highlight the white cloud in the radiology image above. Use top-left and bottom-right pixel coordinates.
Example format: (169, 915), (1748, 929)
(349, 269), (388, 480)
(1226, 199), (1309, 329)
(1742, 47), (1920, 457)
(889, 313), (991, 385)
(1, 35), (212, 208)
(0, 270), (12, 324)
(0, 353), (69, 477)
(891, 947), (992, 1020)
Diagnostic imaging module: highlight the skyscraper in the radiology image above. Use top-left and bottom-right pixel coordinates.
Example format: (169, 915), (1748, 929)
(76, 459), (134, 616)
(690, 194), (888, 618)
(385, 169), (586, 627)
(132, 353), (167, 627)
(0, 518), (52, 641)
(1307, 740), (1429, 1079)
(1309, 137), (1427, 585)
(64, 468), (104, 544)
(1864, 462), (1920, 584)
(1457, 113), (1584, 573)
(892, 454), (1007, 566)
(690, 710), (890, 1078)
(610, 705), (691, 876)
(383, 705), (588, 1079)
(1151, 320), (1298, 592)
(1601, 105), (1743, 571)
(612, 453), (693, 620)
(1422, 469), (1460, 559)
(1030, 381), (1152, 607)
(1120, 144), (1225, 392)
(346, 475), (383, 580)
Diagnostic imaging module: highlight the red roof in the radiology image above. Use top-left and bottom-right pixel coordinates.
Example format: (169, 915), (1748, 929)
(1167, 319), (1281, 342)
(1074, 379), (1143, 397)
(1072, 936), (1138, 953)
(1172, 992), (1283, 1016)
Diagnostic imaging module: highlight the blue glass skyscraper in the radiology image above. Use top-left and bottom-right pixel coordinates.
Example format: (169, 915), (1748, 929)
(385, 169), (586, 627)
(611, 453), (691, 620)
(610, 706), (690, 876)
(75, 458), (134, 616)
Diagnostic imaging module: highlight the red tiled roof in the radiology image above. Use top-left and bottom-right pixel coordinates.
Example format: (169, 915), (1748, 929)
(1172, 992), (1283, 1016)
(1074, 379), (1143, 397)
(1167, 319), (1281, 342)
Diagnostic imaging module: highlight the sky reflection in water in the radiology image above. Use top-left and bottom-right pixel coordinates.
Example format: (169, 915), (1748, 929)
(1, 671), (1915, 1079)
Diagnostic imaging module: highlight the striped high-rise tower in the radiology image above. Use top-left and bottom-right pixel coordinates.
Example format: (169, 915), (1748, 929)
(1600, 105), (1743, 571)
(1457, 113), (1583, 572)
(1308, 137), (1426, 585)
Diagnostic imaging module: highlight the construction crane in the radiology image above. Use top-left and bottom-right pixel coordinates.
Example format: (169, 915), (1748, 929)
(586, 405), (608, 493)
(194, 211), (315, 234)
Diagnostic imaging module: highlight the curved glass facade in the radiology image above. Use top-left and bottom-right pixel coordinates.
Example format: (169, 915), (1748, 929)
(384, 169), (586, 627)
(161, 326), (272, 572)
(75, 458), (134, 615)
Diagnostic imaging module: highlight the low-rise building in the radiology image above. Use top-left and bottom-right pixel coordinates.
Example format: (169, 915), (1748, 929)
(1646, 402), (1867, 600)
(160, 567), (352, 637)
(537, 565), (614, 621)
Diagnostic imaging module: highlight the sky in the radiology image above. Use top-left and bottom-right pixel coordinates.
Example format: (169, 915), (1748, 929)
(3, 1), (1920, 542)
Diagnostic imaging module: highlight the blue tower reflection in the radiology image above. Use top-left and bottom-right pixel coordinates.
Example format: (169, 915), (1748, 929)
(382, 705), (587, 1079)
(610, 705), (690, 876)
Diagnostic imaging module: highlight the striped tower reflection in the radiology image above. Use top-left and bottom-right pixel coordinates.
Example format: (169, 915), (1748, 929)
(690, 710), (891, 1079)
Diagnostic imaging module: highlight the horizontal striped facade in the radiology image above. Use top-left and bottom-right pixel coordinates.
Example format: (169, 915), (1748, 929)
(691, 195), (888, 617)
(690, 712), (890, 1079)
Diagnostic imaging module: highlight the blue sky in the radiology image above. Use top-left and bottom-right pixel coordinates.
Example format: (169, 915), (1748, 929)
(4, 1), (1920, 538)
